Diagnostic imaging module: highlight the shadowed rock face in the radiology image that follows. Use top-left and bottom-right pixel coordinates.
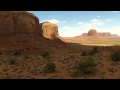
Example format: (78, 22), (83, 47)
(88, 29), (97, 36)
(0, 11), (44, 52)
(40, 22), (59, 38)
(0, 11), (40, 35)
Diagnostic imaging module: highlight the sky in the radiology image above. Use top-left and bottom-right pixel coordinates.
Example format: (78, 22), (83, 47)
(28, 11), (120, 37)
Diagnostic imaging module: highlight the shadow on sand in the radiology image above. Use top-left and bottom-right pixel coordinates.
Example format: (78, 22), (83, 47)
(1, 36), (120, 55)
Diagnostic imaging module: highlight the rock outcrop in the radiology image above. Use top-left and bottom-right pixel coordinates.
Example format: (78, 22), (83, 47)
(0, 11), (67, 55)
(88, 29), (97, 36)
(40, 22), (59, 39)
(0, 11), (40, 35)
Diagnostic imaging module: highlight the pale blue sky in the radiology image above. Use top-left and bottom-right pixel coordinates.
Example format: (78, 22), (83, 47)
(28, 11), (120, 37)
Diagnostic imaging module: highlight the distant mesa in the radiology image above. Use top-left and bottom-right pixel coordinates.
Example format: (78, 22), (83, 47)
(81, 29), (118, 37)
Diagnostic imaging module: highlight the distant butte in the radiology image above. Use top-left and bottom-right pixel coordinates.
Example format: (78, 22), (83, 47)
(76, 29), (118, 38)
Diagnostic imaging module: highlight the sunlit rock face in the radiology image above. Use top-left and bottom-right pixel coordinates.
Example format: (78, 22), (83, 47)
(40, 22), (59, 39)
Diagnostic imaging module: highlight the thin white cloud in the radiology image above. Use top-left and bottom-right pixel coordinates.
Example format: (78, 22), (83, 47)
(63, 26), (71, 29)
(60, 24), (96, 37)
(91, 19), (101, 22)
(78, 22), (84, 25)
(97, 16), (101, 18)
(112, 11), (119, 12)
(91, 19), (104, 26)
(43, 19), (60, 24)
(113, 26), (120, 29)
(106, 19), (111, 22)
(61, 21), (66, 23)
(60, 24), (120, 37)
(104, 26), (120, 36)
(85, 24), (93, 27)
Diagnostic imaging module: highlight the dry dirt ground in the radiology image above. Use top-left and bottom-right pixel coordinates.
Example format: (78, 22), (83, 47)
(0, 45), (120, 79)
(1, 36), (120, 79)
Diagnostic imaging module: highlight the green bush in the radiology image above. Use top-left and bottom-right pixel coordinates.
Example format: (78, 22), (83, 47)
(42, 52), (50, 59)
(14, 51), (21, 56)
(72, 57), (97, 77)
(43, 62), (56, 73)
(9, 58), (16, 65)
(89, 46), (99, 55)
(111, 51), (120, 61)
(81, 51), (87, 56)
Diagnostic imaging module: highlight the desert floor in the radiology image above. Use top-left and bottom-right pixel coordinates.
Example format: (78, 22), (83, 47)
(1, 37), (120, 79)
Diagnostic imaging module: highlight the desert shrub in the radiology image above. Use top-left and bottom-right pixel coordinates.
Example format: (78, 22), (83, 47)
(9, 58), (16, 65)
(89, 51), (95, 55)
(42, 52), (50, 59)
(43, 62), (56, 73)
(72, 57), (97, 77)
(89, 46), (99, 55)
(0, 52), (2, 55)
(81, 51), (87, 56)
(93, 46), (99, 52)
(111, 51), (120, 61)
(70, 70), (84, 78)
(14, 51), (21, 56)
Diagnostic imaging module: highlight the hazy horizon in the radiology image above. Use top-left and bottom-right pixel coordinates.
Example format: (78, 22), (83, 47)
(28, 11), (120, 37)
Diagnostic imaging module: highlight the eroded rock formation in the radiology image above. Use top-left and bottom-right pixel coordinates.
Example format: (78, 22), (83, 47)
(40, 22), (59, 38)
(0, 11), (67, 55)
(80, 29), (115, 37)
(0, 11), (40, 35)
(88, 29), (97, 36)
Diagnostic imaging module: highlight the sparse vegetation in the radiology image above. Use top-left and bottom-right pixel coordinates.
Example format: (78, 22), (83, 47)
(42, 52), (50, 59)
(111, 51), (120, 61)
(9, 58), (16, 65)
(3, 67), (8, 71)
(0, 51), (119, 79)
(14, 51), (21, 56)
(81, 51), (87, 56)
(43, 62), (56, 73)
(0, 52), (2, 55)
(71, 57), (97, 77)
(67, 38), (120, 46)
(70, 70), (83, 78)
(89, 46), (99, 55)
